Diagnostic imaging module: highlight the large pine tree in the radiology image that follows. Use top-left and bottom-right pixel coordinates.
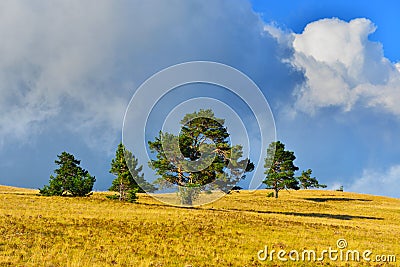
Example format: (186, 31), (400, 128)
(148, 109), (253, 205)
(109, 143), (156, 201)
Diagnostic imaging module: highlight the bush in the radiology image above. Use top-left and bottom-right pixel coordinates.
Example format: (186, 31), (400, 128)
(127, 189), (139, 203)
(106, 188), (138, 203)
(106, 194), (120, 200)
(336, 185), (344, 192)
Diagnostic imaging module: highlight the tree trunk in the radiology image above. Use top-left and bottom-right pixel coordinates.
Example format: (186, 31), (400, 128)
(179, 187), (194, 206)
(275, 188), (279, 198)
(119, 182), (125, 201)
(119, 183), (122, 201)
(181, 195), (193, 206)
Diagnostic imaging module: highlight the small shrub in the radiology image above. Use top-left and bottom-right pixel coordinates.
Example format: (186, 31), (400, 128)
(336, 186), (344, 192)
(106, 194), (120, 200)
(266, 192), (274, 198)
(127, 189), (138, 203)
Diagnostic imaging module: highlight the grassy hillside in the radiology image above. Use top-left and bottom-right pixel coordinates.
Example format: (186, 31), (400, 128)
(0, 185), (399, 266)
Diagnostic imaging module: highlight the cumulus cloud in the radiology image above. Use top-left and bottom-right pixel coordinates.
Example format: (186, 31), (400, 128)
(289, 18), (400, 115)
(348, 165), (400, 198)
(0, 0), (299, 150)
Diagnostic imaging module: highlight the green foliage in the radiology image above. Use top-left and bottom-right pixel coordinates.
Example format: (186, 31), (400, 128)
(39, 175), (63, 196)
(336, 185), (344, 192)
(266, 192), (275, 198)
(39, 152), (95, 197)
(126, 188), (139, 203)
(106, 194), (120, 200)
(263, 141), (300, 198)
(109, 143), (156, 201)
(298, 169), (327, 189)
(148, 109), (253, 205)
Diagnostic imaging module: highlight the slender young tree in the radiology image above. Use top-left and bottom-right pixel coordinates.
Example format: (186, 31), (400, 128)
(298, 169), (327, 189)
(109, 143), (156, 201)
(263, 141), (300, 198)
(39, 152), (95, 197)
(148, 109), (253, 205)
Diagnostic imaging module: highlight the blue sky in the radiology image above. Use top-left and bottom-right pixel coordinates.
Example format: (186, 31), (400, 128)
(0, 0), (399, 198)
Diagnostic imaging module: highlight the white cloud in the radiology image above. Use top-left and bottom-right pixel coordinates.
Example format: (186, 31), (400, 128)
(264, 23), (294, 47)
(348, 165), (400, 198)
(289, 18), (400, 116)
(395, 62), (400, 73)
(0, 0), (298, 150)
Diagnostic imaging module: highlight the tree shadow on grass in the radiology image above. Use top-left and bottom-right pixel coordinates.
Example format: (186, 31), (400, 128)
(245, 209), (382, 221)
(304, 197), (372, 203)
(138, 203), (383, 221)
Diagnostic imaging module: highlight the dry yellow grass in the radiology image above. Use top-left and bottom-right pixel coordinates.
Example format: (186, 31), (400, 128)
(0, 185), (399, 266)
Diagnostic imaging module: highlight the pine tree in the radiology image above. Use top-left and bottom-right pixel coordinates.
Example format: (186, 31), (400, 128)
(148, 109), (253, 205)
(298, 169), (327, 189)
(109, 143), (156, 201)
(263, 141), (300, 198)
(39, 152), (95, 197)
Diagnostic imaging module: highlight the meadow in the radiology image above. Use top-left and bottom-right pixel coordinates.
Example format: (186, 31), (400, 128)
(0, 185), (399, 266)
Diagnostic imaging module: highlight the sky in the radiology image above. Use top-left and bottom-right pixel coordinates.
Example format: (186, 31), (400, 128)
(0, 0), (399, 198)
